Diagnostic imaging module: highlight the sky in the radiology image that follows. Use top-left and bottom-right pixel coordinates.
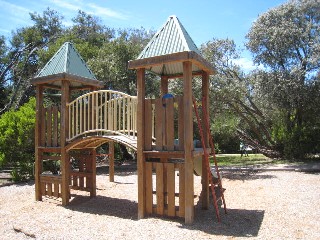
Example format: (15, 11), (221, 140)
(0, 0), (287, 70)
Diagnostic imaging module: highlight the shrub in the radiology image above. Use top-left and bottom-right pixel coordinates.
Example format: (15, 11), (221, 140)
(0, 98), (36, 181)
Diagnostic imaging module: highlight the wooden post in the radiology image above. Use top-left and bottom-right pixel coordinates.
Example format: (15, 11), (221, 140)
(201, 71), (210, 209)
(161, 75), (169, 96)
(183, 61), (194, 224)
(109, 141), (115, 182)
(91, 148), (96, 197)
(61, 80), (70, 205)
(137, 68), (146, 219)
(35, 85), (43, 201)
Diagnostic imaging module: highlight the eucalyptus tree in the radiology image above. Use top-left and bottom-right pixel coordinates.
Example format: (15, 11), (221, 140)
(0, 8), (64, 113)
(88, 27), (158, 96)
(201, 38), (279, 156)
(246, 0), (320, 157)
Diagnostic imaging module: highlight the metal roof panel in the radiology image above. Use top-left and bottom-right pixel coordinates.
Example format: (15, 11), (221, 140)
(36, 42), (97, 80)
(137, 15), (201, 60)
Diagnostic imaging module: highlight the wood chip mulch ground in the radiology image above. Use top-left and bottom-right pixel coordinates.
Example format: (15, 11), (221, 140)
(0, 163), (319, 240)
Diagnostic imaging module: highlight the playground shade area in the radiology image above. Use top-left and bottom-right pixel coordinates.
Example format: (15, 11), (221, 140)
(0, 164), (319, 240)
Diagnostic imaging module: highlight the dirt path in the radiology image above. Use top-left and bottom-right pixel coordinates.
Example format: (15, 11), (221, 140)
(0, 164), (319, 239)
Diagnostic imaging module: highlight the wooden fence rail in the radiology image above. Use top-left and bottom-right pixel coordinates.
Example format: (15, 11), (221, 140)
(67, 90), (138, 141)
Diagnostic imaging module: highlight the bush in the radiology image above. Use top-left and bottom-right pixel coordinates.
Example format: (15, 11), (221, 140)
(0, 98), (36, 181)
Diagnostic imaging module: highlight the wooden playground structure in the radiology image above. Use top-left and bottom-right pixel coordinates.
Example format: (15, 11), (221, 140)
(31, 15), (226, 224)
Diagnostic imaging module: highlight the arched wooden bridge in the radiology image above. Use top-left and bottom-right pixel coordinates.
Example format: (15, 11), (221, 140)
(66, 90), (140, 151)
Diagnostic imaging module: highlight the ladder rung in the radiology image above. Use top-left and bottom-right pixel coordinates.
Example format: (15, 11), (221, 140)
(193, 96), (227, 222)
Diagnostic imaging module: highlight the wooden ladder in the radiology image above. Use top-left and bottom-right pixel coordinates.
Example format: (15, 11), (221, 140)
(193, 97), (227, 222)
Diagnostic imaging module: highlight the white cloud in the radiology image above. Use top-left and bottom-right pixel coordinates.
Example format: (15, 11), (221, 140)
(87, 3), (128, 20)
(50, 0), (80, 11)
(49, 0), (129, 21)
(0, 0), (30, 15)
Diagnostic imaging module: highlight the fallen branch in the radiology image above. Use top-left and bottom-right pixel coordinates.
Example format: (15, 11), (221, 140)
(13, 226), (36, 238)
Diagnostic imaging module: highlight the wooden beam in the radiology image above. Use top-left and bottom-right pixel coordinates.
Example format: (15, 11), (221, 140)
(201, 71), (210, 209)
(161, 75), (169, 95)
(183, 61), (194, 224)
(60, 80), (70, 205)
(137, 68), (146, 219)
(30, 72), (104, 88)
(91, 148), (97, 197)
(109, 142), (115, 182)
(128, 51), (215, 74)
(35, 85), (43, 201)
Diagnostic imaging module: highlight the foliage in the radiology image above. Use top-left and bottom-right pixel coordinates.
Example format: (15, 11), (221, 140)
(246, 0), (320, 158)
(0, 98), (36, 181)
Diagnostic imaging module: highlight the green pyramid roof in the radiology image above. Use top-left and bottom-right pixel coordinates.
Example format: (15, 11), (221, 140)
(128, 16), (214, 76)
(137, 15), (201, 59)
(36, 42), (96, 80)
(31, 42), (102, 89)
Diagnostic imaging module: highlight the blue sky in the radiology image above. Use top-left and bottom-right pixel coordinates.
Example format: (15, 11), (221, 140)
(0, 0), (287, 70)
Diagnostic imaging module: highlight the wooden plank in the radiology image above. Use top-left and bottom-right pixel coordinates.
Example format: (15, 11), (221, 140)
(41, 108), (46, 146)
(86, 153), (92, 189)
(183, 61), (194, 224)
(35, 85), (43, 201)
(38, 147), (61, 153)
(52, 106), (58, 147)
(178, 163), (185, 217)
(161, 76), (169, 95)
(155, 98), (163, 150)
(165, 98), (174, 151)
(61, 80), (70, 205)
(167, 163), (175, 217)
(145, 162), (153, 214)
(47, 107), (52, 146)
(54, 182), (60, 197)
(156, 163), (164, 215)
(109, 142), (114, 182)
(178, 96), (184, 150)
(128, 51), (215, 75)
(137, 68), (146, 219)
(201, 71), (210, 210)
(144, 99), (152, 150)
(79, 156), (84, 188)
(91, 149), (96, 197)
(47, 183), (53, 196)
(143, 150), (184, 158)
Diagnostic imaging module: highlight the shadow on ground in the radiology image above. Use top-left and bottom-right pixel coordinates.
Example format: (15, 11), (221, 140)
(222, 169), (276, 181)
(180, 207), (265, 237)
(66, 191), (264, 238)
(66, 194), (138, 220)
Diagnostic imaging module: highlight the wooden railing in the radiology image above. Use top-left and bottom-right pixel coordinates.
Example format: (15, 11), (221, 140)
(67, 90), (137, 141)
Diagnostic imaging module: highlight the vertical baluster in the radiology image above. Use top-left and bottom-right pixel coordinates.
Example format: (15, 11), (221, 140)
(80, 98), (82, 135)
(76, 99), (78, 136)
(84, 96), (87, 132)
(68, 104), (71, 139)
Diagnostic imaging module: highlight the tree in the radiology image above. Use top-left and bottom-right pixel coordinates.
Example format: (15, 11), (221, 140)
(200, 38), (279, 156)
(0, 8), (64, 113)
(0, 98), (36, 181)
(88, 28), (159, 96)
(246, 0), (320, 158)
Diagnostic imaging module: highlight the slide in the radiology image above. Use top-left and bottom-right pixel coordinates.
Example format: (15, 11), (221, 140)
(193, 156), (220, 180)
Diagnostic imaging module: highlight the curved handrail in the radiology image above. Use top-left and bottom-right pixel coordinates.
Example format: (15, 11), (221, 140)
(67, 90), (137, 142)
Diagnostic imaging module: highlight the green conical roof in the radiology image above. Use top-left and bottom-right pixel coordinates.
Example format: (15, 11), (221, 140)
(31, 42), (102, 89)
(138, 15), (201, 59)
(128, 15), (215, 76)
(36, 42), (96, 80)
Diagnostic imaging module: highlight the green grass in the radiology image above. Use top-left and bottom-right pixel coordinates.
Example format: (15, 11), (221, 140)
(213, 154), (274, 166)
